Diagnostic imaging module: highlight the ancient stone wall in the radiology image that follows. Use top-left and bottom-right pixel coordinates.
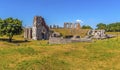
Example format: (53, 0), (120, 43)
(64, 22), (81, 29)
(24, 16), (49, 40)
(49, 36), (92, 44)
(49, 37), (71, 44)
(87, 30), (107, 39)
(32, 16), (49, 40)
(24, 28), (32, 40)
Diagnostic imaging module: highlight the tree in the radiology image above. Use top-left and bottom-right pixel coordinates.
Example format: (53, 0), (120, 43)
(106, 22), (120, 32)
(96, 23), (106, 30)
(82, 25), (92, 29)
(1, 17), (23, 42)
(0, 18), (5, 36)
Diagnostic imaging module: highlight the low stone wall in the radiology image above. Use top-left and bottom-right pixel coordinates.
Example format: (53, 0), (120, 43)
(49, 37), (71, 44)
(71, 38), (92, 42)
(49, 37), (92, 44)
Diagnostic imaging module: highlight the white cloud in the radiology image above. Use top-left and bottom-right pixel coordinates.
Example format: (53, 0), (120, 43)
(76, 19), (83, 23)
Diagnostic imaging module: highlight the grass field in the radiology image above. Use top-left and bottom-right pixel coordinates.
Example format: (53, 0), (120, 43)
(0, 33), (120, 70)
(51, 28), (89, 37)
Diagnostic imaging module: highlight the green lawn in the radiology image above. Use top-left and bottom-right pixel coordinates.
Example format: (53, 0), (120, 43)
(0, 34), (120, 70)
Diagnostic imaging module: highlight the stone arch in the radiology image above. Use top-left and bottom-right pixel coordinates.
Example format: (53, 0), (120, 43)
(71, 23), (75, 29)
(76, 23), (81, 29)
(67, 23), (70, 28)
(74, 23), (77, 28)
(41, 32), (45, 39)
(64, 23), (67, 28)
(66, 23), (69, 28)
(69, 23), (72, 28)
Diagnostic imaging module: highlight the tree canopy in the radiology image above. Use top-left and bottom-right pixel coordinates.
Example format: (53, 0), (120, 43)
(96, 22), (120, 32)
(0, 17), (22, 42)
(96, 23), (106, 30)
(82, 25), (92, 29)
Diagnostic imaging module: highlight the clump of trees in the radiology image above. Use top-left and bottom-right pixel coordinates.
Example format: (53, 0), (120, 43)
(96, 22), (120, 32)
(0, 17), (22, 42)
(82, 25), (92, 29)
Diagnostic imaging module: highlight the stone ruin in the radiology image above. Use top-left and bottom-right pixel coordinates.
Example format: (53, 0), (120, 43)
(64, 22), (81, 29)
(49, 30), (92, 44)
(49, 29), (116, 44)
(24, 28), (32, 40)
(49, 35), (92, 44)
(24, 16), (49, 40)
(87, 29), (116, 39)
(49, 25), (62, 29)
(24, 16), (116, 44)
(50, 32), (62, 37)
(87, 30), (106, 39)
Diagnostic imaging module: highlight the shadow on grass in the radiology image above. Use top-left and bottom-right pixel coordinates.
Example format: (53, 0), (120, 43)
(0, 38), (31, 43)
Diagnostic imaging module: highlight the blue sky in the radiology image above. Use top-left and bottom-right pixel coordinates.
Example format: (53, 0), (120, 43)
(0, 0), (120, 28)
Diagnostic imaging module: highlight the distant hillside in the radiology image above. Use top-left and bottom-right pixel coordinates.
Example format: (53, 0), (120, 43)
(51, 28), (90, 37)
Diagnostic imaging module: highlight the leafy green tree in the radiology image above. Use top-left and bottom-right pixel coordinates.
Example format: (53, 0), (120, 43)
(82, 25), (92, 29)
(0, 18), (5, 36)
(106, 22), (120, 32)
(1, 17), (22, 42)
(96, 23), (106, 30)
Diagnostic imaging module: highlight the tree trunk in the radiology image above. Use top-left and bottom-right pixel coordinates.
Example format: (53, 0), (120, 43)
(9, 37), (12, 42)
(9, 36), (13, 42)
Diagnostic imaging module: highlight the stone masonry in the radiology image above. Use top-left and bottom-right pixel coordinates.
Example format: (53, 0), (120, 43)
(24, 16), (49, 40)
(64, 22), (81, 29)
(32, 16), (49, 40)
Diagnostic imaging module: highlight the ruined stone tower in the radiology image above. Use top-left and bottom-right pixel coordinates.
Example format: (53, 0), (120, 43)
(32, 16), (49, 40)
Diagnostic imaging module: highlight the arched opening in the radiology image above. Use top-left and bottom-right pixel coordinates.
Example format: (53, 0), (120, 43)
(41, 32), (45, 40)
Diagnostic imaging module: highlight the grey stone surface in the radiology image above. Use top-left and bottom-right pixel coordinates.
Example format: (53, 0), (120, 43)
(64, 22), (81, 29)
(51, 32), (61, 37)
(24, 28), (32, 40)
(49, 37), (71, 44)
(88, 30), (107, 39)
(49, 36), (92, 44)
(32, 16), (49, 40)
(87, 29), (116, 39)
(24, 16), (49, 40)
